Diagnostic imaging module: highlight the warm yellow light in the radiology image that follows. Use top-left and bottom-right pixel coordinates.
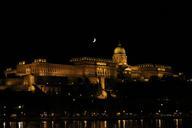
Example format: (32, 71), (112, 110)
(116, 112), (121, 116)
(97, 62), (107, 66)
(102, 90), (107, 97)
(157, 68), (165, 71)
(28, 85), (35, 92)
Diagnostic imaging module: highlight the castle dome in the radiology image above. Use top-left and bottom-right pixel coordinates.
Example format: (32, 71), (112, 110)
(114, 43), (126, 54)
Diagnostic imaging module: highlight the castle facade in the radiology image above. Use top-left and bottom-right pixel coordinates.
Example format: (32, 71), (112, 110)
(4, 43), (176, 98)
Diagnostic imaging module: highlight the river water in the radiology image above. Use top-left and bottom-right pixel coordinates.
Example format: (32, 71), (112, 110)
(1, 118), (192, 128)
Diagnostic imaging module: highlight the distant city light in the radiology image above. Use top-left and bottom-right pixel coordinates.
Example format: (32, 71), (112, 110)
(3, 122), (6, 128)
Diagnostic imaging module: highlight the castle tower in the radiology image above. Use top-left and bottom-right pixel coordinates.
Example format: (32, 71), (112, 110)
(113, 43), (128, 66)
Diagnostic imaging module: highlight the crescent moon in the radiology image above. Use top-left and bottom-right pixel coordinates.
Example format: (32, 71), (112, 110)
(93, 38), (96, 43)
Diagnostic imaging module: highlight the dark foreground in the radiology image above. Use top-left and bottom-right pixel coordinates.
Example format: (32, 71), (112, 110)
(0, 92), (192, 128)
(1, 79), (192, 127)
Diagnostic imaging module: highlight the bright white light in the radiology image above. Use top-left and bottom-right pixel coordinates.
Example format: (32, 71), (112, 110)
(3, 122), (6, 128)
(84, 120), (87, 128)
(104, 120), (107, 128)
(18, 122), (23, 128)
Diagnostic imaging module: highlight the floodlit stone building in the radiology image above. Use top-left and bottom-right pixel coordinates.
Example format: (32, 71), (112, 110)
(4, 43), (177, 98)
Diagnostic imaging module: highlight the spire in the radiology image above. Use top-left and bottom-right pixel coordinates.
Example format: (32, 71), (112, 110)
(117, 41), (122, 47)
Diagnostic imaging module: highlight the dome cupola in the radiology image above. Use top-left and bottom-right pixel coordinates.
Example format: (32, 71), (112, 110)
(113, 42), (128, 66)
(114, 43), (126, 54)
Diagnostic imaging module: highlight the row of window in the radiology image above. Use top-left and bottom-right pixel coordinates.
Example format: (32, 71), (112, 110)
(71, 57), (112, 63)
(30, 68), (58, 73)
(96, 67), (110, 76)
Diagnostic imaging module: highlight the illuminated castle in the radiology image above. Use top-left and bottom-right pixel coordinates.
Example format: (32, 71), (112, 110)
(4, 43), (177, 99)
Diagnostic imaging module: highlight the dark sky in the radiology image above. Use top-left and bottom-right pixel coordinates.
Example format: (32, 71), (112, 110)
(0, 6), (191, 76)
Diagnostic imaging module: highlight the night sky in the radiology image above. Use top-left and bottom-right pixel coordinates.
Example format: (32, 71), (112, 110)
(0, 6), (191, 76)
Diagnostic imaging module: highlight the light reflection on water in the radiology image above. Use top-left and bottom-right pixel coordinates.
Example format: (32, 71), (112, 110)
(1, 118), (191, 128)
